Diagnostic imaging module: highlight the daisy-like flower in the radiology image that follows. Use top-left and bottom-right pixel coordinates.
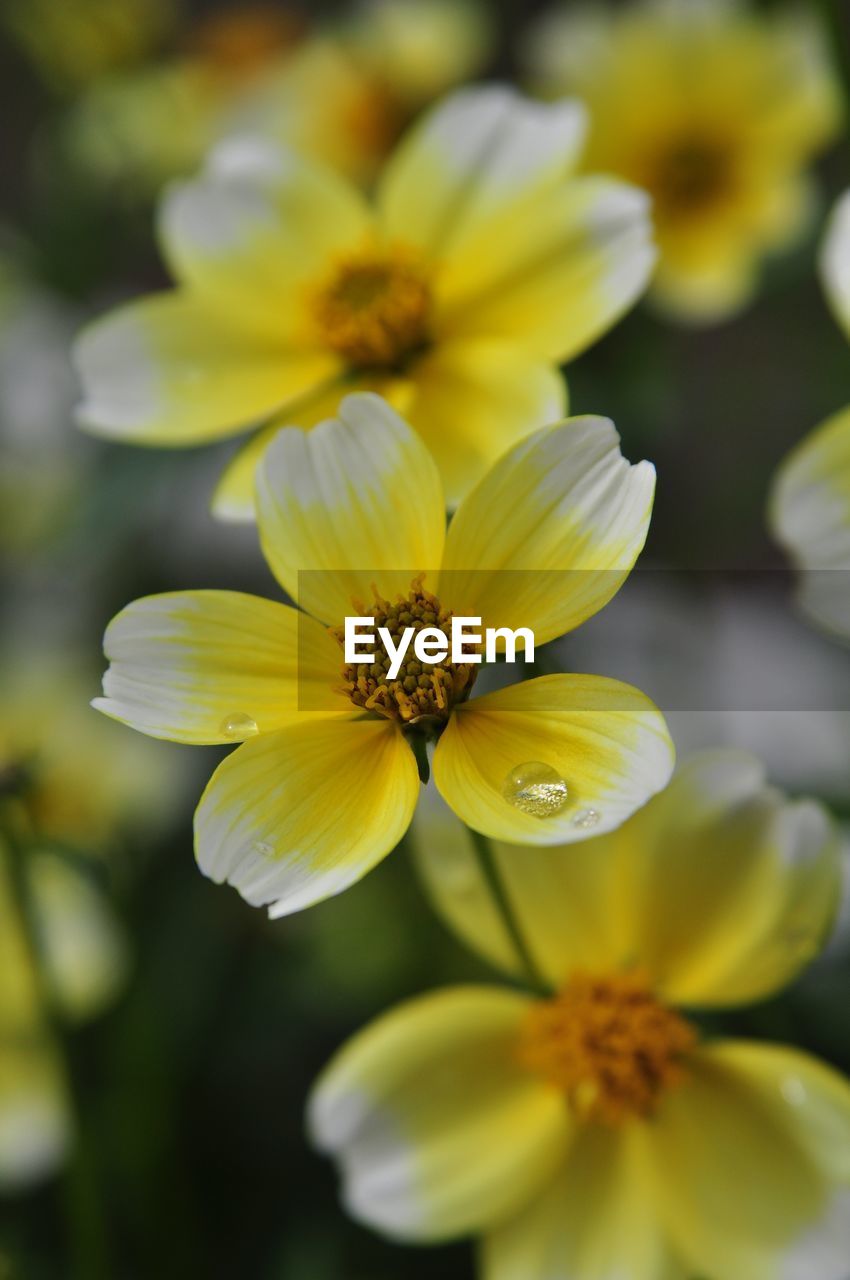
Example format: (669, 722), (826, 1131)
(73, 85), (656, 520)
(770, 191), (850, 637)
(93, 393), (674, 918)
(523, 0), (841, 323)
(311, 751), (850, 1279)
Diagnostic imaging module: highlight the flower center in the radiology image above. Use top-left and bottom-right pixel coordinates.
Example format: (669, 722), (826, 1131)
(332, 579), (478, 725)
(651, 137), (733, 217)
(517, 971), (697, 1125)
(311, 245), (432, 368)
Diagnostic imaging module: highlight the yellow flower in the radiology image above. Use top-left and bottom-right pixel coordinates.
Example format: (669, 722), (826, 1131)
(524, 0), (841, 323)
(770, 191), (850, 637)
(310, 751), (849, 1278)
(0, 835), (127, 1191)
(74, 85), (656, 519)
(93, 393), (674, 918)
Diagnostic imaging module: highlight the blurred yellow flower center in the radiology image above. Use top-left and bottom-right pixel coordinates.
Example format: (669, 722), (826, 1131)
(517, 971), (697, 1125)
(332, 580), (478, 724)
(312, 246), (432, 368)
(190, 6), (305, 82)
(650, 137), (734, 218)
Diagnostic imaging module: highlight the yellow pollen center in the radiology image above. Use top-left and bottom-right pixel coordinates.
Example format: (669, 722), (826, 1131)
(651, 137), (734, 217)
(517, 971), (697, 1125)
(311, 246), (432, 368)
(332, 579), (478, 724)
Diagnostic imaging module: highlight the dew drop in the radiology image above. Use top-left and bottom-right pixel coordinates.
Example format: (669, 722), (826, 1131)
(220, 712), (259, 739)
(502, 761), (569, 818)
(572, 808), (601, 831)
(254, 840), (275, 858)
(781, 1077), (807, 1107)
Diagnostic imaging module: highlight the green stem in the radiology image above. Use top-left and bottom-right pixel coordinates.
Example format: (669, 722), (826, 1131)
(468, 828), (549, 995)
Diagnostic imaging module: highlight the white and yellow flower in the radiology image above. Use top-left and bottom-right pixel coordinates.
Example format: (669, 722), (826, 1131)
(74, 85), (656, 519)
(93, 393), (673, 918)
(524, 0), (841, 323)
(311, 751), (849, 1279)
(770, 190), (850, 637)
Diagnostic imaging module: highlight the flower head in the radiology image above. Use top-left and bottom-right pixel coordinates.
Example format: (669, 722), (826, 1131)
(93, 393), (673, 918)
(311, 751), (850, 1277)
(524, 0), (841, 323)
(74, 85), (656, 518)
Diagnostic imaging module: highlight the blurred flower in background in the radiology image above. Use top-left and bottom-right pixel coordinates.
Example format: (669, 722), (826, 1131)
(313, 752), (849, 1278)
(771, 189), (850, 637)
(523, 0), (842, 323)
(51, 0), (492, 201)
(0, 646), (159, 1192)
(73, 85), (655, 518)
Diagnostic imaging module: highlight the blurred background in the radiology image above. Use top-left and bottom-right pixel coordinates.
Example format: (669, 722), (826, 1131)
(2, 0), (850, 1276)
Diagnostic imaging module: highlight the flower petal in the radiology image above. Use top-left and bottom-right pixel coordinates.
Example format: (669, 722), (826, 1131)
(210, 374), (400, 523)
(434, 177), (656, 362)
(651, 1041), (850, 1280)
(256, 392), (446, 623)
(820, 190), (850, 340)
(74, 291), (339, 444)
(195, 717), (419, 916)
(769, 407), (850, 637)
(403, 341), (567, 507)
(484, 1124), (685, 1280)
(597, 751), (840, 1008)
(94, 590), (346, 744)
(308, 986), (571, 1242)
(433, 674), (674, 846)
(378, 86), (587, 261)
(440, 416), (655, 645)
(410, 786), (624, 986)
(158, 136), (374, 340)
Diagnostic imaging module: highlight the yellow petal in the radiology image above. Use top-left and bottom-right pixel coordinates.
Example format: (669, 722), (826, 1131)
(378, 86), (587, 261)
(195, 717), (419, 917)
(74, 291), (339, 444)
(651, 1040), (850, 1279)
(210, 374), (402, 523)
(94, 590), (346, 744)
(597, 751), (839, 1007)
(410, 786), (623, 986)
(821, 190), (850, 340)
(433, 674), (674, 846)
(434, 177), (656, 362)
(484, 1123), (684, 1280)
(403, 341), (567, 507)
(158, 136), (374, 341)
(440, 416), (655, 645)
(308, 986), (570, 1241)
(256, 392), (446, 624)
(769, 406), (850, 637)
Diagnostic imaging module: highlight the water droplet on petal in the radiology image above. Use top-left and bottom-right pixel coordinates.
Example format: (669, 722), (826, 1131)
(572, 808), (601, 831)
(254, 840), (275, 858)
(502, 762), (569, 818)
(781, 1077), (807, 1107)
(220, 712), (259, 739)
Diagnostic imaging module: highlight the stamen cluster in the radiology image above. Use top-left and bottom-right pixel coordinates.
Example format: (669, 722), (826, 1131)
(517, 971), (697, 1125)
(333, 580), (478, 724)
(311, 245), (432, 368)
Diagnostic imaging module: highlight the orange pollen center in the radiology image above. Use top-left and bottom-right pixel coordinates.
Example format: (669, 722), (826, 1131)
(311, 246), (432, 368)
(651, 137), (733, 216)
(517, 971), (697, 1125)
(331, 579), (478, 725)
